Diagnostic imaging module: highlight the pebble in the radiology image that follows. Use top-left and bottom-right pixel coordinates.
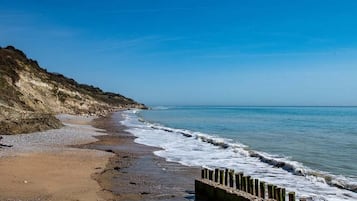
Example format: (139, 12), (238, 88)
(0, 115), (108, 157)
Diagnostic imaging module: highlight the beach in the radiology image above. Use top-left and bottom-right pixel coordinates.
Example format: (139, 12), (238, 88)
(84, 112), (199, 201)
(0, 112), (199, 201)
(0, 114), (113, 201)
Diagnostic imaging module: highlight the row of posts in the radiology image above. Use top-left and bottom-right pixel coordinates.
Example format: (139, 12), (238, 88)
(201, 168), (297, 201)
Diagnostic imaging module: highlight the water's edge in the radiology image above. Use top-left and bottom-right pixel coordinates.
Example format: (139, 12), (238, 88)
(122, 109), (357, 201)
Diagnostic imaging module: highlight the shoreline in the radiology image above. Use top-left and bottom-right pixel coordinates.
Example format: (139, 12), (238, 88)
(0, 111), (200, 201)
(121, 108), (357, 200)
(84, 111), (200, 201)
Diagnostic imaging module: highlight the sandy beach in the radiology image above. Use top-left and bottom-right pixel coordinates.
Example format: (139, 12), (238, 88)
(83, 112), (200, 201)
(0, 114), (114, 201)
(0, 112), (199, 201)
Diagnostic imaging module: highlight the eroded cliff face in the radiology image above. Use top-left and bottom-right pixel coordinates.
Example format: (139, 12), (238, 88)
(0, 46), (146, 134)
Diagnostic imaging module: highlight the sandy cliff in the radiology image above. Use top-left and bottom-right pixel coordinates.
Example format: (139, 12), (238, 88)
(0, 46), (146, 134)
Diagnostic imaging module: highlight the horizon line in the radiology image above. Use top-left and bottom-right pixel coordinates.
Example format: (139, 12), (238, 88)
(147, 105), (357, 108)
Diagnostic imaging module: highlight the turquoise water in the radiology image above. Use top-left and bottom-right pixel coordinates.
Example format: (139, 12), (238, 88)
(139, 106), (357, 180)
(121, 106), (357, 200)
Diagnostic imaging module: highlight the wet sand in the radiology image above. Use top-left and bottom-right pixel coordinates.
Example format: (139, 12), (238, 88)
(83, 111), (200, 201)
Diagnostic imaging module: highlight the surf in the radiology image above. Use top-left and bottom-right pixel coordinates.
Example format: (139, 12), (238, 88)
(121, 109), (357, 201)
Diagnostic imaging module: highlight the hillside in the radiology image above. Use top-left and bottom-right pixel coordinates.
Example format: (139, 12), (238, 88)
(0, 46), (146, 134)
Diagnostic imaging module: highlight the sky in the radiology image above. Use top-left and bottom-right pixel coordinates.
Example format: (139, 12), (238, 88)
(1, 0), (357, 106)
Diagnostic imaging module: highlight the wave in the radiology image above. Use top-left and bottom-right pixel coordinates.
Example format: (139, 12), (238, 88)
(248, 152), (357, 193)
(150, 123), (357, 193)
(121, 110), (357, 200)
(151, 106), (170, 110)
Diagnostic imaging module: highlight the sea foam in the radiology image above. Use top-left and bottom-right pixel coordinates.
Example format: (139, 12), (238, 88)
(121, 110), (357, 201)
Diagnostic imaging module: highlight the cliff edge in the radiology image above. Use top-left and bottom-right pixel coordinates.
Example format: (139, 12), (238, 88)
(0, 46), (146, 134)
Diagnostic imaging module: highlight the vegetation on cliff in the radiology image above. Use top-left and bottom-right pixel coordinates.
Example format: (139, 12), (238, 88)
(0, 46), (146, 134)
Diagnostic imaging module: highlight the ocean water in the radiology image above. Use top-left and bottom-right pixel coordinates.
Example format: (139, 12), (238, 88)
(121, 106), (357, 201)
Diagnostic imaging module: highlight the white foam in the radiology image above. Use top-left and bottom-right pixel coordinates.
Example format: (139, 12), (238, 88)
(151, 106), (170, 110)
(121, 111), (357, 201)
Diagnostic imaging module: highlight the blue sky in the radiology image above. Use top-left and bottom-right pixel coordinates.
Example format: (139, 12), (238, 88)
(1, 0), (357, 106)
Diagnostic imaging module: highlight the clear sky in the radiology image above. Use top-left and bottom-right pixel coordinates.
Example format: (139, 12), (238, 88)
(1, 0), (357, 106)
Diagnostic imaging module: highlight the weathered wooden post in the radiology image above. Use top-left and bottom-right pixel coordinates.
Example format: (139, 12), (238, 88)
(242, 176), (247, 192)
(201, 169), (205, 179)
(249, 178), (254, 194)
(205, 168), (209, 179)
(275, 187), (281, 201)
(235, 173), (240, 190)
(208, 169), (214, 181)
(224, 169), (229, 186)
(214, 168), (219, 182)
(244, 177), (248, 192)
(282, 188), (286, 201)
(288, 192), (296, 201)
(239, 173), (244, 190)
(245, 176), (250, 192)
(272, 185), (277, 199)
(248, 177), (253, 194)
(260, 181), (266, 198)
(254, 179), (259, 196)
(235, 173), (242, 190)
(219, 169), (224, 185)
(229, 170), (234, 187)
(267, 184), (273, 198)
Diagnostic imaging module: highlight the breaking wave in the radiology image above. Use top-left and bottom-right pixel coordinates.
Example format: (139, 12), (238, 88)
(121, 110), (357, 201)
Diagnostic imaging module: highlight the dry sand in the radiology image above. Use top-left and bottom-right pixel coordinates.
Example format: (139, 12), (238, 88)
(0, 114), (113, 201)
(0, 113), (200, 201)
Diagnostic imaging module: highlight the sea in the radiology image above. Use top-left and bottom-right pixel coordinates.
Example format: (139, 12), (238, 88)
(121, 106), (357, 201)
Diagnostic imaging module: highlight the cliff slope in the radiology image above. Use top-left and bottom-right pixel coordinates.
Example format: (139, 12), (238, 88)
(0, 46), (146, 134)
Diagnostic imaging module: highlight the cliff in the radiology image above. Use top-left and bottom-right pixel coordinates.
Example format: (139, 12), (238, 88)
(0, 46), (146, 134)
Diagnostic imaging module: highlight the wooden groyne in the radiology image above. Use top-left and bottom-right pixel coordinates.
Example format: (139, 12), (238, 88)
(196, 168), (299, 201)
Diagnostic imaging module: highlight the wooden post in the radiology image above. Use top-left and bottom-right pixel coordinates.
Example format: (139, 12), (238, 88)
(272, 185), (276, 199)
(219, 170), (224, 185)
(237, 173), (243, 190)
(205, 168), (209, 179)
(201, 169), (205, 179)
(245, 176), (250, 192)
(224, 169), (229, 186)
(247, 178), (251, 193)
(249, 178), (254, 194)
(282, 188), (286, 201)
(235, 173), (240, 190)
(239, 173), (244, 190)
(235, 173), (243, 190)
(229, 170), (234, 187)
(208, 170), (213, 181)
(260, 181), (266, 198)
(288, 192), (296, 201)
(275, 187), (281, 201)
(267, 184), (273, 198)
(214, 169), (219, 182)
(254, 179), (259, 196)
(242, 176), (247, 192)
(248, 177), (253, 194)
